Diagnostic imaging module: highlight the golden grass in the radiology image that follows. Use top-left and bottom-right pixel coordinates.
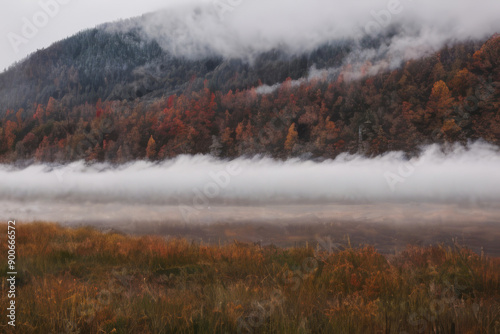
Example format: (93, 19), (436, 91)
(0, 222), (499, 333)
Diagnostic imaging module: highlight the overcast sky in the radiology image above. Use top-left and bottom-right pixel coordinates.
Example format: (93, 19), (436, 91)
(0, 0), (193, 71)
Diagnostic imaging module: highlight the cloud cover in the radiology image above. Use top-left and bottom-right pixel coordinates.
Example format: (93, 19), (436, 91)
(113, 0), (500, 62)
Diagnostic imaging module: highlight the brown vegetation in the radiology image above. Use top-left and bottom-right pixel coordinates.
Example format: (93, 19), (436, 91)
(0, 223), (498, 333)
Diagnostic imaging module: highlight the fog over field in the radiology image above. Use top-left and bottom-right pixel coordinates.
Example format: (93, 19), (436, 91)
(1, 142), (499, 225)
(1, 142), (499, 206)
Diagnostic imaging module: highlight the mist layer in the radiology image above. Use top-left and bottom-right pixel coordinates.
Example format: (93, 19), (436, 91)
(1, 143), (499, 206)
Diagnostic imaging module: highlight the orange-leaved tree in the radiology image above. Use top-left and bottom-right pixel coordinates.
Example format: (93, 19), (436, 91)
(146, 135), (157, 160)
(424, 80), (455, 131)
(284, 123), (298, 152)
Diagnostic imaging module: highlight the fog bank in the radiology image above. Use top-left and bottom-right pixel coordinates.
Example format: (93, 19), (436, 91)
(1, 143), (499, 207)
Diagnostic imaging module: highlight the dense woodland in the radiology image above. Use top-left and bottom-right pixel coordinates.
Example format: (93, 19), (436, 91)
(0, 34), (498, 163)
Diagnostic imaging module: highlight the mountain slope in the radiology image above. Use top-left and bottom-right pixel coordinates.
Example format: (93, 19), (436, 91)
(1, 19), (376, 116)
(0, 15), (498, 163)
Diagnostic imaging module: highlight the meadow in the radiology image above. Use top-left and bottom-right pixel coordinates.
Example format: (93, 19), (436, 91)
(0, 222), (499, 333)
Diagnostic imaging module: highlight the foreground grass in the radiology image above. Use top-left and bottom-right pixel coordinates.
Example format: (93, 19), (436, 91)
(0, 223), (499, 333)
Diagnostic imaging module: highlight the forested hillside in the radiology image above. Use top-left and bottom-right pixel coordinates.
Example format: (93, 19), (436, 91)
(0, 25), (498, 162)
(0, 23), (370, 115)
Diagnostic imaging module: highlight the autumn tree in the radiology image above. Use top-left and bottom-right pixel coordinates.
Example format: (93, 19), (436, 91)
(284, 123), (298, 152)
(472, 35), (500, 74)
(34, 104), (45, 124)
(21, 133), (38, 154)
(15, 109), (24, 127)
(96, 99), (104, 118)
(3, 120), (17, 151)
(146, 135), (157, 160)
(441, 119), (462, 142)
(449, 68), (476, 97)
(46, 97), (57, 118)
(220, 127), (234, 148)
(424, 80), (455, 132)
(34, 136), (52, 161)
(86, 143), (103, 162)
